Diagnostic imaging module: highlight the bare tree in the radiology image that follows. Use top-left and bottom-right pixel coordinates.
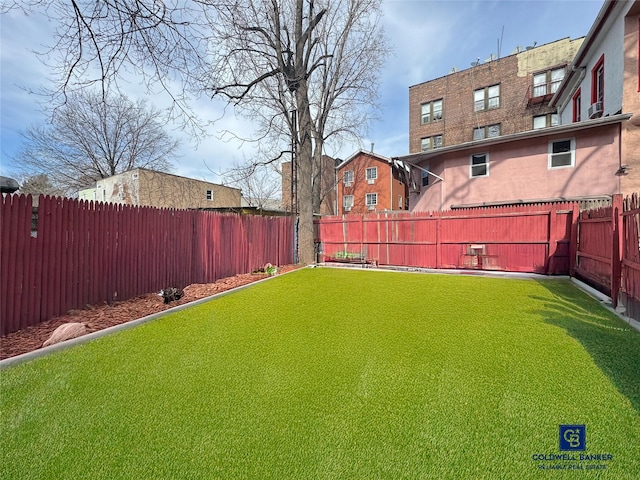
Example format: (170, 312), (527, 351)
(11, 0), (389, 263)
(208, 0), (389, 262)
(16, 90), (179, 195)
(17, 173), (65, 198)
(223, 160), (281, 214)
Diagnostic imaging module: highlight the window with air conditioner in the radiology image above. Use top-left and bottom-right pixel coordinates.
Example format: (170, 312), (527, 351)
(590, 55), (604, 118)
(588, 102), (603, 119)
(366, 193), (377, 209)
(366, 167), (377, 184)
(548, 139), (575, 169)
(343, 195), (354, 212)
(343, 170), (354, 185)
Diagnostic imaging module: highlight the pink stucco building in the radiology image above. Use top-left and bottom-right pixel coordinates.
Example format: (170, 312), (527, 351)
(401, 115), (628, 211)
(401, 0), (638, 212)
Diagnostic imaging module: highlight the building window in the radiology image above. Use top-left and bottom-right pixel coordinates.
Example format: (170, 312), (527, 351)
(532, 67), (565, 97)
(549, 139), (575, 168)
(474, 84), (500, 111)
(421, 135), (443, 151)
(343, 170), (354, 185)
(343, 195), (354, 211)
(206, 190), (214, 200)
(421, 165), (430, 187)
(572, 89), (582, 122)
(533, 113), (559, 129)
(366, 193), (378, 207)
(398, 195), (403, 209)
(366, 167), (377, 182)
(591, 54), (605, 107)
(421, 99), (443, 124)
(470, 153), (489, 178)
(473, 124), (501, 140)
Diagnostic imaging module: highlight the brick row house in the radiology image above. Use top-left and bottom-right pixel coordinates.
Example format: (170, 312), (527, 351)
(398, 0), (639, 212)
(336, 150), (410, 215)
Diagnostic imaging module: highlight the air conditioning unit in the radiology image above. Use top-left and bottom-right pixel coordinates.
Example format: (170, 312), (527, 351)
(367, 205), (375, 211)
(588, 102), (603, 119)
(344, 182), (352, 187)
(367, 179), (375, 184)
(344, 206), (352, 212)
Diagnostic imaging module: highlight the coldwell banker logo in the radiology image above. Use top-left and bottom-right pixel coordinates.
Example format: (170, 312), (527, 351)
(531, 424), (612, 471)
(559, 424), (586, 451)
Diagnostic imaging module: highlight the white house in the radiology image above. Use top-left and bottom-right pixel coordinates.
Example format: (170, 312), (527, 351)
(551, 0), (640, 193)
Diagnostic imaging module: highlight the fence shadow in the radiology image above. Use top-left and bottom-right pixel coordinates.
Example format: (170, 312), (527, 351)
(533, 280), (640, 414)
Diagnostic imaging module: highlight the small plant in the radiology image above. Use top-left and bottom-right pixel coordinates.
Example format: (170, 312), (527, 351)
(264, 263), (277, 276)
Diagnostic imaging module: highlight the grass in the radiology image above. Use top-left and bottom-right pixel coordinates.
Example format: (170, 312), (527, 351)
(2, 268), (640, 479)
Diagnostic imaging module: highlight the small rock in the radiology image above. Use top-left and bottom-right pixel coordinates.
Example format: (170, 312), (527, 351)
(42, 323), (88, 348)
(160, 287), (184, 304)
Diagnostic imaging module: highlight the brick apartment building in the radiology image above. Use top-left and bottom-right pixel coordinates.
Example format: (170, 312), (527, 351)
(336, 150), (410, 215)
(409, 37), (584, 154)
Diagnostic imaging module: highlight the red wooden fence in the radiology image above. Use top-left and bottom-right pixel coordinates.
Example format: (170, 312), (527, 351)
(621, 194), (640, 317)
(317, 202), (579, 275)
(1, 195), (293, 335)
(574, 195), (622, 303)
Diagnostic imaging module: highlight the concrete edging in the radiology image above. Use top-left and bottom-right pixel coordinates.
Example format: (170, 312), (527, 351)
(323, 262), (640, 332)
(3, 265), (638, 369)
(0, 269), (296, 370)
(570, 277), (640, 333)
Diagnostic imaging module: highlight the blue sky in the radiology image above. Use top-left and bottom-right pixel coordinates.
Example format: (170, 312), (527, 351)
(0, 0), (604, 184)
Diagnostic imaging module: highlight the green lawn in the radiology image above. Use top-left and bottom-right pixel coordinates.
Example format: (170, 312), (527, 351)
(2, 268), (639, 479)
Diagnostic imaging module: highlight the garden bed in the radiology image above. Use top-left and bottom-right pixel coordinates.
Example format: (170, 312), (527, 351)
(0, 265), (298, 360)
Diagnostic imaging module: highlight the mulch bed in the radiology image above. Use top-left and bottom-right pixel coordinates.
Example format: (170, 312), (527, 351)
(0, 265), (299, 360)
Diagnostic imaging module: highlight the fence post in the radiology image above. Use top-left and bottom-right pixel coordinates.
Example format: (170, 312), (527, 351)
(611, 194), (623, 308)
(436, 215), (442, 269)
(569, 202), (579, 277)
(547, 206), (558, 275)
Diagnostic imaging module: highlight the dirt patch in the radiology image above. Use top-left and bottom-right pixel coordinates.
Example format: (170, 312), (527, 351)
(0, 265), (299, 361)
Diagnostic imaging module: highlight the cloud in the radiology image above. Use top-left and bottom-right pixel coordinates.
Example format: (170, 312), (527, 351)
(1, 0), (605, 184)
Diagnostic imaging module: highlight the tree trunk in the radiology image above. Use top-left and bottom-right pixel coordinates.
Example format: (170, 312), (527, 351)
(295, 82), (316, 265)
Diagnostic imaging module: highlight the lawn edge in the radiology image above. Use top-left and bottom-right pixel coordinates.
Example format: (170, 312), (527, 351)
(0, 267), (304, 370)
